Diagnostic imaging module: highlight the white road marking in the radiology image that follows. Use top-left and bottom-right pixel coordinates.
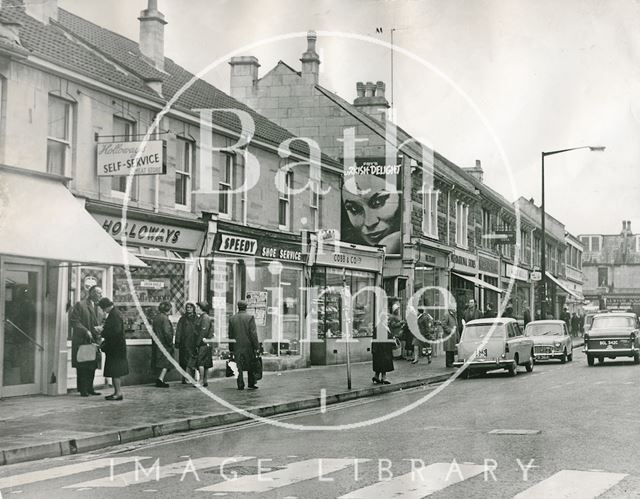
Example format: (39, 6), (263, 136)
(320, 389), (327, 413)
(64, 456), (252, 488)
(0, 457), (146, 490)
(197, 459), (361, 493)
(339, 462), (486, 499)
(513, 470), (627, 498)
(489, 429), (541, 435)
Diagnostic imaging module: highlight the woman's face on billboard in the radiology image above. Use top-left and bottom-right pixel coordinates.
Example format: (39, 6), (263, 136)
(343, 174), (400, 247)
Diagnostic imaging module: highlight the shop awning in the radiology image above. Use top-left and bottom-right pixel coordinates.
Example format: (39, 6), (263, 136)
(0, 169), (145, 267)
(545, 271), (581, 299)
(452, 272), (504, 294)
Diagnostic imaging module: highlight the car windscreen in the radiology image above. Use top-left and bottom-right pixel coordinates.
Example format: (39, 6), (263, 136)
(524, 324), (563, 336)
(463, 324), (506, 340)
(591, 316), (635, 329)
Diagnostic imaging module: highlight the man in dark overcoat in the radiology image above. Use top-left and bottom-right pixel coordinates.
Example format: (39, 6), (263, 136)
(228, 300), (260, 390)
(70, 285), (103, 397)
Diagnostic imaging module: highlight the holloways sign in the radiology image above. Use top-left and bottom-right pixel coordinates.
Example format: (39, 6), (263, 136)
(96, 140), (165, 177)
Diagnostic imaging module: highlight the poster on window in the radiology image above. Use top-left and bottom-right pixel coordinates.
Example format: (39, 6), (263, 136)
(341, 157), (403, 255)
(246, 290), (268, 326)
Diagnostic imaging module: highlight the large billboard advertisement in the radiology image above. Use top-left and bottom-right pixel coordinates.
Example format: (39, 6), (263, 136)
(341, 157), (403, 255)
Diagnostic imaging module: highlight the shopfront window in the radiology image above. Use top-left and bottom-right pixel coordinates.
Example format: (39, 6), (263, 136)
(313, 268), (376, 339)
(112, 251), (193, 339)
(414, 267), (446, 321)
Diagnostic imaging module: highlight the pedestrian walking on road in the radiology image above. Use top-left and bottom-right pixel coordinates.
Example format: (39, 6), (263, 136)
(98, 297), (128, 401)
(70, 285), (104, 397)
(443, 303), (459, 368)
(229, 300), (260, 390)
(152, 301), (174, 388)
(175, 303), (198, 384)
(195, 301), (215, 387)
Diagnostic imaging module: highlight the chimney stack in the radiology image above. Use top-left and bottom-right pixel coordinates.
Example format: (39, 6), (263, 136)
(138, 0), (167, 71)
(353, 80), (389, 121)
(300, 30), (320, 85)
(463, 159), (484, 182)
(25, 0), (57, 24)
(229, 56), (260, 101)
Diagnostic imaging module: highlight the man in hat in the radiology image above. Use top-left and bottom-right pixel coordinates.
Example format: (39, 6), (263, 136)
(228, 300), (260, 390)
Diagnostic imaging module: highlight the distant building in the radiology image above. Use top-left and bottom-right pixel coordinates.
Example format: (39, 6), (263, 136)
(580, 221), (640, 315)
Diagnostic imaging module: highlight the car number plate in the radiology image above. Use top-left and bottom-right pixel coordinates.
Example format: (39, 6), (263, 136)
(537, 355), (549, 360)
(475, 348), (488, 359)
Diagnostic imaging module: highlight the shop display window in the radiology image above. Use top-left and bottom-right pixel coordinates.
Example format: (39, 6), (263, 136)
(414, 267), (446, 321)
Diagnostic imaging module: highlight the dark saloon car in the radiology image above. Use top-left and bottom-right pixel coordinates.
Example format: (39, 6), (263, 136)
(583, 312), (640, 366)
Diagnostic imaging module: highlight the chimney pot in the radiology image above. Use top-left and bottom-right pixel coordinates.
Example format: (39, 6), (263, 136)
(364, 82), (375, 97)
(375, 81), (385, 97)
(139, 0), (167, 71)
(356, 82), (365, 98)
(300, 29), (321, 85)
(475, 159), (482, 169)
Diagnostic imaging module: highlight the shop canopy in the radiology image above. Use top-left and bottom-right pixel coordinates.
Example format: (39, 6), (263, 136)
(545, 271), (581, 300)
(0, 169), (145, 267)
(452, 272), (504, 294)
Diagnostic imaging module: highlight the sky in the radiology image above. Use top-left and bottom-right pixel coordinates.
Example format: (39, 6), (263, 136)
(59, 0), (640, 236)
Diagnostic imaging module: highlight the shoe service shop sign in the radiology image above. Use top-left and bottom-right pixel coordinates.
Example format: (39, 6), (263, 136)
(96, 140), (165, 176)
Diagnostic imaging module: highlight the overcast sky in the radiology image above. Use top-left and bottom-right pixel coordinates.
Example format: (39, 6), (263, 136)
(59, 0), (640, 236)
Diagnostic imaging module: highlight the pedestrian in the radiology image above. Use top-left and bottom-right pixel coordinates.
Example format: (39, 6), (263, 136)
(561, 307), (571, 331)
(195, 301), (215, 387)
(372, 312), (395, 384)
(535, 309), (542, 321)
(483, 303), (496, 318)
(228, 300), (260, 390)
(152, 301), (174, 388)
(579, 312), (585, 335)
(463, 299), (481, 324)
(443, 302), (459, 368)
(412, 305), (433, 364)
(571, 313), (580, 337)
(388, 302), (404, 359)
(523, 307), (532, 327)
(70, 285), (103, 397)
(175, 302), (198, 384)
(503, 301), (515, 319)
(97, 297), (128, 401)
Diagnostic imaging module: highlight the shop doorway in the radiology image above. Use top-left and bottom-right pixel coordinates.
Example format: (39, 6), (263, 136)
(1, 263), (44, 397)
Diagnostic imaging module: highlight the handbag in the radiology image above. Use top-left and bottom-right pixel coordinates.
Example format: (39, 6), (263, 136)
(77, 343), (99, 363)
(252, 356), (263, 381)
(226, 360), (238, 378)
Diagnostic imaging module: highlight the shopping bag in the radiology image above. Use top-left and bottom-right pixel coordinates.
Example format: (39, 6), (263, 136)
(77, 344), (99, 363)
(226, 360), (239, 378)
(252, 356), (263, 381)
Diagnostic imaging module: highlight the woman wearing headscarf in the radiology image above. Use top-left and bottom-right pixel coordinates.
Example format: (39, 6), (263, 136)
(97, 297), (128, 401)
(174, 302), (198, 384)
(195, 301), (215, 387)
(152, 301), (174, 388)
(372, 305), (399, 384)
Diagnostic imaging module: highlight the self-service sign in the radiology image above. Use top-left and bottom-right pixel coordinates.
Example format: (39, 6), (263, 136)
(97, 140), (164, 176)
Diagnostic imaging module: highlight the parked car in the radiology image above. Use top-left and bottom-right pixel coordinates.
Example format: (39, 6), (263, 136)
(524, 320), (573, 363)
(454, 318), (534, 378)
(584, 310), (609, 333)
(583, 312), (640, 366)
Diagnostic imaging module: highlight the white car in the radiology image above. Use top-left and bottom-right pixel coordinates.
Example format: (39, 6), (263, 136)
(454, 318), (534, 378)
(524, 320), (573, 363)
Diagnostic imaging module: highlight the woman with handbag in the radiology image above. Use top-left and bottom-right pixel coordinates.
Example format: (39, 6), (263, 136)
(97, 297), (128, 401)
(372, 306), (398, 384)
(152, 301), (175, 388)
(194, 301), (215, 387)
(175, 303), (198, 384)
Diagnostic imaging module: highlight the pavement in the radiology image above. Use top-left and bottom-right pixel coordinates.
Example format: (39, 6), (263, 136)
(0, 338), (584, 468)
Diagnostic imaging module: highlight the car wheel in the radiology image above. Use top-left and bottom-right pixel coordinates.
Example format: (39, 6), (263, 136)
(561, 349), (567, 364)
(598, 356), (605, 364)
(634, 352), (640, 365)
(525, 353), (534, 372)
(460, 368), (470, 379)
(508, 355), (518, 376)
(568, 351), (573, 362)
(587, 354), (595, 366)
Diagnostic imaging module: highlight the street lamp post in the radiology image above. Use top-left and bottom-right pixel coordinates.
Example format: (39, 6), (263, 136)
(539, 145), (605, 319)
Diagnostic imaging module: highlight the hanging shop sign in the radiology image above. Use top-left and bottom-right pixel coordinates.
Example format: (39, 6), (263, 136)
(92, 214), (203, 250)
(96, 140), (165, 177)
(478, 253), (500, 276)
(214, 232), (307, 263)
(504, 263), (529, 282)
(451, 248), (477, 273)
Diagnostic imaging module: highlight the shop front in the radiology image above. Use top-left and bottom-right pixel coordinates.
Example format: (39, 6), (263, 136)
(545, 271), (580, 320)
(209, 222), (308, 370)
(478, 252), (500, 313)
(0, 167), (144, 397)
(83, 201), (206, 385)
(502, 263), (531, 321)
(309, 239), (384, 365)
(450, 248), (479, 318)
(413, 245), (449, 322)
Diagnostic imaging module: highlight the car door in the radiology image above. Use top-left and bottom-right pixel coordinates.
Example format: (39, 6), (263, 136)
(506, 323), (517, 362)
(512, 322), (529, 361)
(564, 323), (572, 352)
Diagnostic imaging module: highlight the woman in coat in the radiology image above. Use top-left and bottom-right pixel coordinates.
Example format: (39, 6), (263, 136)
(152, 301), (174, 388)
(372, 307), (399, 384)
(97, 297), (128, 401)
(195, 301), (215, 387)
(442, 303), (459, 368)
(175, 302), (198, 384)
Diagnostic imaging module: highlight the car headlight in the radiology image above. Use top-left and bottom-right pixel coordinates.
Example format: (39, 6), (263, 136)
(631, 332), (636, 342)
(554, 342), (561, 349)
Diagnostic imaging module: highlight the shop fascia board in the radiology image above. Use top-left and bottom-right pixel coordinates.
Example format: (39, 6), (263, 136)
(410, 237), (453, 256)
(25, 56), (343, 176)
